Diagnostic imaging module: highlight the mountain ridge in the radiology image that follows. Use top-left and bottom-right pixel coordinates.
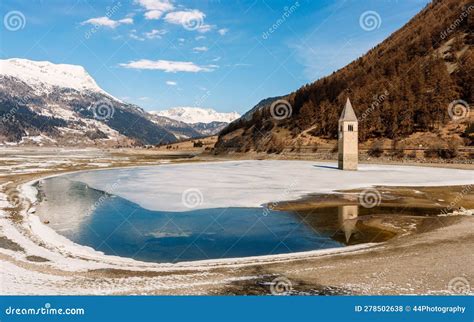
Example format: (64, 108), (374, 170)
(0, 59), (234, 146)
(153, 107), (240, 124)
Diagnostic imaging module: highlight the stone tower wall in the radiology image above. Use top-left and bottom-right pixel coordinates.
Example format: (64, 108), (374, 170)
(338, 120), (358, 170)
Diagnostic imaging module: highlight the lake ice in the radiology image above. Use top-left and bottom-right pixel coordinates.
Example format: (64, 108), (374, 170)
(66, 160), (474, 212)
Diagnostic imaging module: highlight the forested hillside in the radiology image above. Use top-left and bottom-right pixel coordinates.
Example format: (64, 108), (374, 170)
(216, 0), (473, 153)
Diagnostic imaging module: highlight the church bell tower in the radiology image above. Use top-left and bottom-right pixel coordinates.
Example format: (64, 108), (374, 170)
(338, 98), (358, 170)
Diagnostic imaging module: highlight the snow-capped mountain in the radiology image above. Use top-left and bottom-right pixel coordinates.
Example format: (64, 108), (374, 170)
(0, 58), (185, 146)
(0, 58), (233, 146)
(153, 107), (240, 124)
(0, 58), (117, 99)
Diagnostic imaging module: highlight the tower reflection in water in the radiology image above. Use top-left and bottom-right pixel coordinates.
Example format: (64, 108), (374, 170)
(337, 205), (359, 243)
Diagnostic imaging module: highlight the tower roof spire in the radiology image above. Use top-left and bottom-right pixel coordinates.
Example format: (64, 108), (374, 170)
(339, 98), (358, 122)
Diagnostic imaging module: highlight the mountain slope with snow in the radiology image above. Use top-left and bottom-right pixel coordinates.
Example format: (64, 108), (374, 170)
(0, 58), (178, 146)
(153, 107), (240, 124)
(0, 58), (236, 145)
(0, 58), (118, 100)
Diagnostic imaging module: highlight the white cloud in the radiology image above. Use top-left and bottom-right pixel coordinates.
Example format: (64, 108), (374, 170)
(164, 10), (203, 25)
(195, 35), (206, 40)
(81, 16), (133, 28)
(129, 29), (167, 41)
(135, 0), (174, 11)
(135, 0), (174, 20)
(120, 59), (214, 73)
(139, 96), (150, 101)
(218, 28), (228, 36)
(120, 18), (134, 24)
(166, 81), (177, 86)
(130, 33), (145, 41)
(144, 10), (164, 20)
(197, 24), (213, 33)
(193, 46), (208, 52)
(145, 29), (167, 39)
(164, 10), (213, 33)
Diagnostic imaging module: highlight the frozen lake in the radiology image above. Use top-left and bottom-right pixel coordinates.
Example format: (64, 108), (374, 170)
(34, 161), (473, 263)
(66, 160), (473, 211)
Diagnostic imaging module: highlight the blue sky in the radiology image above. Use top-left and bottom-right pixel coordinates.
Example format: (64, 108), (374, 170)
(1, 0), (430, 113)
